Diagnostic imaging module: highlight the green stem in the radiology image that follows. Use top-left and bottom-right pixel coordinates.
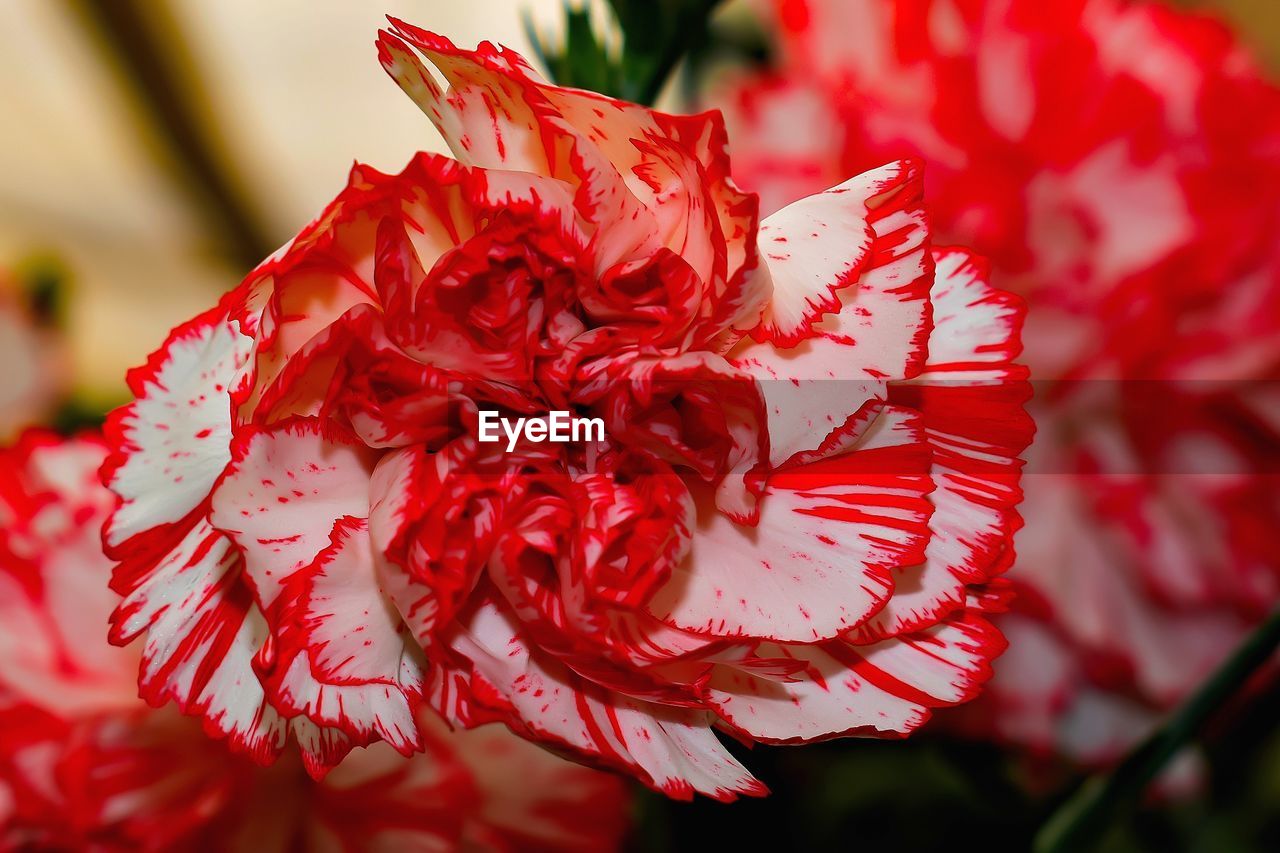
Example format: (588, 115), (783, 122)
(529, 0), (726, 108)
(1034, 607), (1280, 853)
(630, 0), (724, 106)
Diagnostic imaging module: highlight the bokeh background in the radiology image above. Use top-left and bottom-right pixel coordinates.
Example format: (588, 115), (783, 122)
(1, 0), (590, 413)
(2, 0), (1274, 418)
(2, 1), (1279, 850)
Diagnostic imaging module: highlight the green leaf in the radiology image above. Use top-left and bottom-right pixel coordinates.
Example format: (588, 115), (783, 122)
(1035, 607), (1280, 853)
(527, 0), (725, 106)
(13, 253), (70, 328)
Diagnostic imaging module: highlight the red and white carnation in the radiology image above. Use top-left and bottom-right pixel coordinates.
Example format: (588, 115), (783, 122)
(713, 0), (1280, 764)
(0, 431), (629, 851)
(100, 19), (1031, 799)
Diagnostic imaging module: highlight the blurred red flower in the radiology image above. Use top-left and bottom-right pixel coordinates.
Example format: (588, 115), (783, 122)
(0, 431), (630, 851)
(713, 0), (1280, 764)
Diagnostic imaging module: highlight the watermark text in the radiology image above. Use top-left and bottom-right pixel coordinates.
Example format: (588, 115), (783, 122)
(477, 410), (605, 452)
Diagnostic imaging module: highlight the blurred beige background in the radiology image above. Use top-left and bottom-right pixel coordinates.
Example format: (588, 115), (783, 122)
(0, 0), (1275, 409)
(0, 0), (581, 408)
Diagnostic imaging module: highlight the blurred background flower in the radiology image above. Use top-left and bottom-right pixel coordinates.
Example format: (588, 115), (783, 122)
(0, 431), (631, 850)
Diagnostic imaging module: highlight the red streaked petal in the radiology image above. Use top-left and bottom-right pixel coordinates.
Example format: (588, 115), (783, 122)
(377, 26), (552, 174)
(751, 159), (927, 347)
(379, 22), (665, 273)
(859, 248), (1034, 638)
(292, 517), (425, 688)
(265, 651), (421, 774)
(730, 160), (933, 465)
(444, 597), (766, 802)
(647, 405), (933, 642)
(103, 312), (250, 550)
(209, 418), (377, 609)
(705, 611), (1005, 742)
(262, 517), (426, 771)
(109, 519), (287, 763)
(369, 441), (502, 641)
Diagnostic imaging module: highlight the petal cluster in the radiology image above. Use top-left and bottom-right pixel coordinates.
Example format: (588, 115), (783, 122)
(0, 431), (629, 851)
(100, 20), (1031, 798)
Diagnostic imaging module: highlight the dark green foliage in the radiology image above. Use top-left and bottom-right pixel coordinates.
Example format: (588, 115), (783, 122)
(1036, 608), (1280, 852)
(13, 253), (69, 328)
(525, 0), (724, 105)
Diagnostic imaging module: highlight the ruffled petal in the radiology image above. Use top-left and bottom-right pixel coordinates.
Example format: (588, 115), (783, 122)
(369, 441), (503, 641)
(858, 248), (1033, 638)
(376, 24), (552, 174)
(752, 161), (914, 345)
(730, 160), (933, 465)
(443, 597), (766, 802)
(102, 311), (251, 549)
(705, 611), (1005, 742)
(210, 418), (377, 608)
(647, 405), (933, 642)
(109, 519), (287, 762)
(266, 517), (426, 768)
(378, 22), (662, 270)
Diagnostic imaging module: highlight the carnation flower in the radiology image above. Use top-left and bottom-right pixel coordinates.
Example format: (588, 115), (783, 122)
(713, 0), (1280, 764)
(101, 19), (1031, 799)
(0, 431), (629, 851)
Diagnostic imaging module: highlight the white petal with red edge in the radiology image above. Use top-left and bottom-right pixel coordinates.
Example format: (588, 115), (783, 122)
(209, 418), (376, 608)
(300, 517), (425, 688)
(918, 249), (1025, 371)
(379, 15), (661, 268)
(730, 161), (932, 464)
(377, 25), (551, 174)
(105, 314), (250, 548)
(380, 23), (662, 272)
(265, 517), (425, 764)
(752, 172), (875, 343)
(110, 518), (287, 761)
(646, 405), (933, 642)
(705, 613), (1004, 742)
(447, 598), (765, 801)
(729, 354), (885, 469)
(752, 160), (924, 345)
(859, 248), (1031, 638)
(271, 650), (422, 763)
(290, 718), (355, 780)
(629, 135), (722, 291)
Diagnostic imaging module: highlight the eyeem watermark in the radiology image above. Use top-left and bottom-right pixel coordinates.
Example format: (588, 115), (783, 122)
(477, 410), (605, 452)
